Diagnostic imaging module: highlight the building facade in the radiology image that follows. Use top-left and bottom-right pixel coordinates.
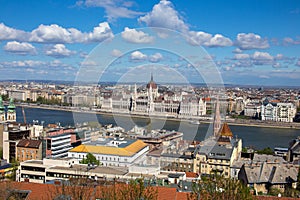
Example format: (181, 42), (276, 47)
(68, 139), (149, 167)
(45, 128), (73, 158)
(261, 102), (296, 122)
(17, 139), (42, 162)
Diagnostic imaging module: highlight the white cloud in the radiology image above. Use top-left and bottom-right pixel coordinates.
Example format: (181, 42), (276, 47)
(30, 22), (113, 43)
(0, 60), (44, 67)
(232, 48), (242, 53)
(204, 34), (232, 47)
(30, 24), (73, 43)
(0, 22), (114, 44)
(252, 51), (273, 60)
(251, 51), (274, 65)
(45, 44), (76, 58)
(0, 23), (30, 41)
(80, 60), (98, 67)
(236, 33), (269, 50)
(78, 0), (143, 22)
(138, 0), (189, 33)
(121, 27), (154, 43)
(233, 53), (250, 60)
(259, 75), (270, 79)
(283, 37), (300, 45)
(187, 31), (232, 47)
(149, 53), (163, 62)
(130, 51), (147, 61)
(138, 0), (233, 48)
(274, 54), (284, 60)
(3, 41), (36, 55)
(296, 59), (300, 67)
(87, 22), (114, 42)
(272, 62), (287, 68)
(0, 59), (73, 69)
(111, 49), (122, 57)
(187, 31), (212, 46)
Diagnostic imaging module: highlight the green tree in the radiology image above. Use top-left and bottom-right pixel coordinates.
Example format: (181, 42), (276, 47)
(256, 147), (273, 155)
(8, 160), (20, 181)
(80, 153), (100, 165)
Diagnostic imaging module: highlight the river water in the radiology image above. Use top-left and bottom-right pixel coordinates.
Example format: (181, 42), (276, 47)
(16, 107), (300, 150)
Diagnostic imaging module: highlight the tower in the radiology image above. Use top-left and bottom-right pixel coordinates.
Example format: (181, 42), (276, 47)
(7, 98), (16, 122)
(131, 83), (137, 112)
(0, 96), (5, 122)
(213, 98), (221, 138)
(148, 84), (154, 113)
(146, 73), (158, 99)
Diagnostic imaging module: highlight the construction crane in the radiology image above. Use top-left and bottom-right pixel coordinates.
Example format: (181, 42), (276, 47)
(22, 106), (26, 124)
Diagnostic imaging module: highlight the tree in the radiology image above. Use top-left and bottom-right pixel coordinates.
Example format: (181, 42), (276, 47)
(99, 178), (158, 200)
(80, 153), (100, 165)
(47, 178), (95, 200)
(256, 147), (273, 155)
(189, 174), (254, 200)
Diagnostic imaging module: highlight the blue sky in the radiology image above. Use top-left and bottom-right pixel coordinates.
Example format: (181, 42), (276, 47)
(0, 0), (300, 86)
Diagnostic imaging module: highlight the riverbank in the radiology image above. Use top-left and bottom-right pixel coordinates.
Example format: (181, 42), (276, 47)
(17, 103), (300, 130)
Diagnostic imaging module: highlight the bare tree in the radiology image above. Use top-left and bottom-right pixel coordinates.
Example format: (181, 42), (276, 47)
(189, 174), (254, 200)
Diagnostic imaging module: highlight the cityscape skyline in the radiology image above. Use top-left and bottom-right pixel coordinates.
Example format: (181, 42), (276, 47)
(0, 0), (300, 86)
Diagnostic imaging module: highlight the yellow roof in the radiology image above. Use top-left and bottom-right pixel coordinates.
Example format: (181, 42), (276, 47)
(69, 140), (148, 156)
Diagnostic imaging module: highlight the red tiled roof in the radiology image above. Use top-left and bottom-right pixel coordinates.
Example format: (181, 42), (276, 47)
(185, 172), (198, 178)
(0, 181), (189, 200)
(17, 139), (42, 149)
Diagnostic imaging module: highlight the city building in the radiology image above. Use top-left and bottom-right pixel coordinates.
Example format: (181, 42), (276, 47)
(0, 96), (5, 122)
(261, 101), (296, 122)
(98, 75), (207, 118)
(45, 128), (73, 158)
(238, 162), (298, 194)
(287, 137), (300, 162)
(17, 158), (128, 184)
(244, 102), (261, 118)
(193, 100), (242, 178)
(16, 139), (42, 162)
(68, 139), (149, 167)
(2, 123), (30, 163)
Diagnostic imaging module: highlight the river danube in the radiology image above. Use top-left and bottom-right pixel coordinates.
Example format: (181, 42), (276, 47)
(17, 107), (300, 150)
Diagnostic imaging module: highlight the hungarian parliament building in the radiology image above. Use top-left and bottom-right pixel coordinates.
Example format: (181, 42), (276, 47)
(100, 75), (207, 118)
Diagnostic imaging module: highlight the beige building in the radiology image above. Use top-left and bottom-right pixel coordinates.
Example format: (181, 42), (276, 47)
(193, 123), (242, 178)
(193, 99), (242, 178)
(16, 139), (42, 162)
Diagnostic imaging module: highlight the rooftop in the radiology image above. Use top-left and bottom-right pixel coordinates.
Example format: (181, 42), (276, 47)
(17, 139), (42, 149)
(69, 139), (148, 156)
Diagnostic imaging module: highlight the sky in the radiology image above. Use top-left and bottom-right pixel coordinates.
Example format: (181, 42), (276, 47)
(0, 0), (300, 86)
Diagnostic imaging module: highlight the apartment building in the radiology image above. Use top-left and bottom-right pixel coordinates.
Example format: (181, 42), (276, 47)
(16, 139), (42, 162)
(193, 123), (242, 178)
(45, 128), (73, 158)
(261, 101), (296, 122)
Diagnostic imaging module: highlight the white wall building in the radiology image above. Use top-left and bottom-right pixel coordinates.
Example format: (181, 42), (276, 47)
(68, 139), (149, 167)
(261, 102), (296, 122)
(46, 128), (73, 158)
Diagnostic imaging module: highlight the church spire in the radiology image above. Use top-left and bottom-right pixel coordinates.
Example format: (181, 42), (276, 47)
(0, 96), (4, 112)
(150, 72), (153, 82)
(7, 98), (16, 122)
(213, 97), (221, 138)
